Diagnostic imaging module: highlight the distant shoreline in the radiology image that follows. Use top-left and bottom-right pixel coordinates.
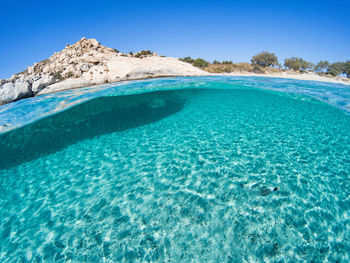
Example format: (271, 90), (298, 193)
(214, 72), (350, 86)
(1, 38), (349, 106)
(35, 73), (350, 97)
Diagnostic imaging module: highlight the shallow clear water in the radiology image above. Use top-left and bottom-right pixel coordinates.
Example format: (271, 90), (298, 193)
(0, 77), (349, 262)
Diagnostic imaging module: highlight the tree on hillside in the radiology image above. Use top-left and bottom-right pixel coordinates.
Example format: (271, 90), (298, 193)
(251, 52), (278, 68)
(327, 62), (345, 76)
(193, 58), (209, 68)
(213, 60), (220, 65)
(284, 57), (301, 71)
(315, 60), (330, 72)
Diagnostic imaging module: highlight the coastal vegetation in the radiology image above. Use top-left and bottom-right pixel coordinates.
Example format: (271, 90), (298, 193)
(51, 71), (64, 81)
(179, 57), (195, 64)
(251, 52), (278, 68)
(180, 57), (209, 69)
(314, 60), (330, 73)
(344, 61), (350, 78)
(180, 51), (350, 78)
(134, 50), (153, 58)
(193, 58), (209, 69)
(284, 57), (314, 72)
(327, 62), (346, 76)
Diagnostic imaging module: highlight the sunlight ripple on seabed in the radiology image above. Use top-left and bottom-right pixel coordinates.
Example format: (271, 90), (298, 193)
(0, 77), (349, 262)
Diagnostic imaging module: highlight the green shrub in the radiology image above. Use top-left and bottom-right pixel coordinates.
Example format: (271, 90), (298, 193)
(113, 49), (119, 53)
(193, 58), (209, 68)
(129, 51), (134, 56)
(343, 61), (350, 78)
(251, 51), (278, 68)
(222, 60), (233, 64)
(327, 62), (345, 76)
(284, 57), (301, 71)
(135, 50), (152, 58)
(51, 71), (63, 81)
(315, 60), (330, 72)
(65, 72), (74, 79)
(299, 59), (314, 71)
(284, 57), (314, 72)
(213, 60), (220, 65)
(180, 56), (195, 64)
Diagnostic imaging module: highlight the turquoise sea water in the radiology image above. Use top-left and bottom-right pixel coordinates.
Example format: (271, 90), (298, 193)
(0, 76), (349, 262)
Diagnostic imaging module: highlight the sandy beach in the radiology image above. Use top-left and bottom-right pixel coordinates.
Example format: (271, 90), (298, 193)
(217, 72), (350, 86)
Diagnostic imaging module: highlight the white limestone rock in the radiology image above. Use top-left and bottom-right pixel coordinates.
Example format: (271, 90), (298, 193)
(37, 78), (91, 95)
(106, 56), (205, 82)
(0, 81), (33, 105)
(80, 64), (90, 72)
(2, 37), (207, 105)
(82, 65), (109, 84)
(32, 75), (56, 94)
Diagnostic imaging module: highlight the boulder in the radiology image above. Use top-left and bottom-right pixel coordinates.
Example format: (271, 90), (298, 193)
(74, 69), (83, 78)
(31, 75), (56, 94)
(0, 81), (33, 105)
(80, 64), (90, 72)
(86, 57), (100, 64)
(37, 78), (91, 95)
(27, 65), (34, 75)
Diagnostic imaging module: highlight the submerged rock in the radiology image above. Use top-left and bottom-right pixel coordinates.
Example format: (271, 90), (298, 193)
(257, 186), (279, 196)
(244, 182), (279, 197)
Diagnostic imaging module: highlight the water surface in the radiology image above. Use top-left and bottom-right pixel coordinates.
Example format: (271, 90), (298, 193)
(0, 77), (349, 262)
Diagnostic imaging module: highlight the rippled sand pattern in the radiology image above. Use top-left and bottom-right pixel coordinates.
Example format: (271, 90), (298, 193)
(0, 88), (349, 262)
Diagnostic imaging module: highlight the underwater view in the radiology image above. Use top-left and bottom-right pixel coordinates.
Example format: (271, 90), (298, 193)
(0, 76), (349, 262)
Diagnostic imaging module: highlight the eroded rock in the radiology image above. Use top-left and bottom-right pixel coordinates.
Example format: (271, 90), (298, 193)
(0, 81), (33, 105)
(1, 37), (207, 103)
(32, 75), (56, 94)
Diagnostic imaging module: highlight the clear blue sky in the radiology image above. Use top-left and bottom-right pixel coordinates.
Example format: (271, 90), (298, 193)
(1, 0), (349, 79)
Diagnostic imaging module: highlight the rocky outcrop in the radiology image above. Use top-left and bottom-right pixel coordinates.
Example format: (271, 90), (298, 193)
(31, 75), (56, 94)
(0, 37), (206, 105)
(36, 79), (91, 95)
(0, 81), (33, 105)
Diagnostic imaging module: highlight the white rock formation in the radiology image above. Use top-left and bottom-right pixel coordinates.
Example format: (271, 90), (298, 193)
(0, 81), (33, 105)
(32, 75), (56, 94)
(0, 37), (207, 104)
(37, 79), (92, 95)
(105, 56), (205, 83)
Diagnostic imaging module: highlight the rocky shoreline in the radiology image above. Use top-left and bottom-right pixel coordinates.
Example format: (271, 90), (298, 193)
(1, 38), (349, 106)
(0, 38), (206, 105)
